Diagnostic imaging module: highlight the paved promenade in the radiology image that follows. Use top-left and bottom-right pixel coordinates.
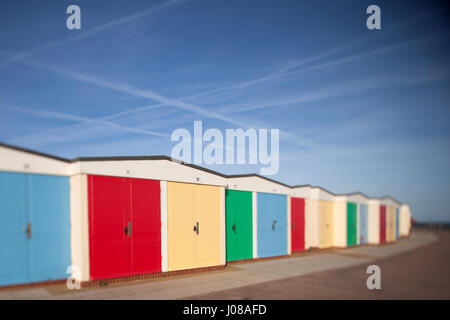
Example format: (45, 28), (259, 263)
(0, 230), (438, 300)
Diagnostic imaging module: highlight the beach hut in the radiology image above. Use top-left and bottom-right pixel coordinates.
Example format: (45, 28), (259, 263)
(345, 193), (370, 246)
(347, 193), (370, 245)
(1, 140), (411, 287)
(226, 175), (290, 259)
(308, 187), (335, 249)
(380, 197), (400, 243)
(70, 156), (227, 280)
(0, 143), (71, 287)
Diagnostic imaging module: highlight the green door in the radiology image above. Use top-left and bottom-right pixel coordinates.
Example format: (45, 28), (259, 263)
(347, 202), (357, 247)
(226, 190), (253, 262)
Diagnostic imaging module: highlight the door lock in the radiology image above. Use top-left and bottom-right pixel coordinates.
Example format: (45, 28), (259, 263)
(193, 222), (199, 235)
(24, 223), (31, 239)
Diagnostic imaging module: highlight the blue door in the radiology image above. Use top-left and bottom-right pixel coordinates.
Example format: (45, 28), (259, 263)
(395, 208), (399, 239)
(0, 172), (28, 286)
(28, 174), (71, 283)
(0, 172), (71, 286)
(257, 193), (287, 258)
(359, 204), (368, 245)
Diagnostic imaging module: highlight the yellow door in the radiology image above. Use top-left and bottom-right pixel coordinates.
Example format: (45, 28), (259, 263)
(319, 201), (334, 248)
(167, 182), (197, 271)
(391, 207), (394, 242)
(196, 184), (222, 268)
(388, 206), (396, 242)
(387, 207), (391, 242)
(167, 182), (222, 271)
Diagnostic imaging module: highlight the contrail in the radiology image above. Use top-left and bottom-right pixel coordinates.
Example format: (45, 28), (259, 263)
(0, 103), (169, 139)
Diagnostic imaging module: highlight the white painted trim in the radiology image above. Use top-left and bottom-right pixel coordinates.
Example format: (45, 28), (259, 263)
(0, 145), (70, 176)
(252, 191), (258, 258)
(310, 187), (335, 201)
(70, 174), (90, 282)
(308, 199), (320, 248)
(287, 196), (291, 255)
(400, 204), (411, 237)
(290, 186), (311, 199)
(333, 200), (347, 248)
(75, 159), (227, 187)
(379, 197), (400, 207)
(346, 193), (369, 204)
(160, 180), (168, 272)
(368, 200), (380, 244)
(220, 186), (226, 266)
(226, 176), (291, 195)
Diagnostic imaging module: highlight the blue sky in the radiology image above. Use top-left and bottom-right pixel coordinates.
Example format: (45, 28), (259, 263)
(0, 0), (449, 222)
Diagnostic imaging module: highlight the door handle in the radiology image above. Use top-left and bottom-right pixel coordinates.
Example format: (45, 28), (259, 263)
(272, 220), (277, 231)
(24, 223), (31, 239)
(292, 223), (295, 230)
(124, 225), (128, 236)
(193, 222), (199, 235)
(128, 222), (132, 237)
(232, 223), (237, 233)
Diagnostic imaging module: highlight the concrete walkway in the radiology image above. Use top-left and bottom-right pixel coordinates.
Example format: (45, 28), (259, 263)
(0, 230), (437, 300)
(190, 230), (450, 299)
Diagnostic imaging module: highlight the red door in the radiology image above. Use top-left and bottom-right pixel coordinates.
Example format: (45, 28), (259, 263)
(88, 175), (161, 280)
(129, 178), (161, 275)
(89, 175), (130, 280)
(380, 205), (386, 244)
(291, 197), (305, 252)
